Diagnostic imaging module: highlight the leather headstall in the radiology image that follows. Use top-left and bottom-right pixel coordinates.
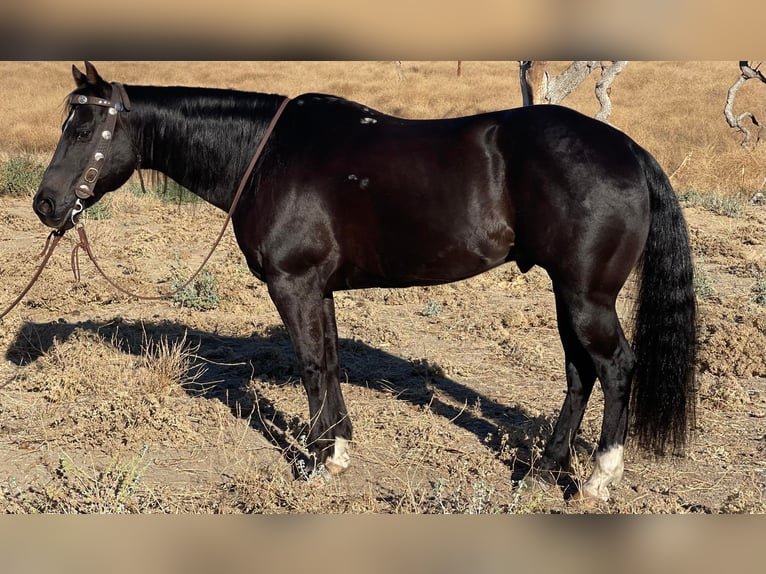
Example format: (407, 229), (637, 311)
(69, 82), (131, 200)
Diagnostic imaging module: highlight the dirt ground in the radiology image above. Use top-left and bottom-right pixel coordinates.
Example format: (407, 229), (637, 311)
(0, 189), (764, 514)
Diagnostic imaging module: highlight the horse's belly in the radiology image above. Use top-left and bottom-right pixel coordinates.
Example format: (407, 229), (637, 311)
(340, 225), (515, 289)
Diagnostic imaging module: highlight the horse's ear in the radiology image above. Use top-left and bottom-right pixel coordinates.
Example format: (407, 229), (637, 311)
(72, 61), (106, 88)
(72, 64), (87, 87)
(84, 61), (104, 84)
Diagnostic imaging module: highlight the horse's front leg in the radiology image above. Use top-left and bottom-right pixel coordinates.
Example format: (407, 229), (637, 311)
(266, 273), (352, 474)
(319, 293), (353, 474)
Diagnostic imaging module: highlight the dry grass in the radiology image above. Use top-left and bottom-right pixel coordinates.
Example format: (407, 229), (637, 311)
(1, 61), (764, 196)
(0, 193), (763, 513)
(1, 62), (765, 514)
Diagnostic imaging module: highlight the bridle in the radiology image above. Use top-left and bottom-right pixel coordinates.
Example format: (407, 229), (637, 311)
(68, 82), (131, 206)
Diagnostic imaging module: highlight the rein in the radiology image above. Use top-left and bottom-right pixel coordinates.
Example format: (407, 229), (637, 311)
(0, 95), (291, 318)
(0, 231), (64, 321)
(71, 95), (291, 301)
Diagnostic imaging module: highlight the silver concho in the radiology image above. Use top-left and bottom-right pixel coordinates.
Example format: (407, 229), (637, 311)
(102, 130), (112, 140)
(84, 168), (99, 183)
(94, 152), (104, 162)
(77, 95), (88, 104)
(108, 107), (117, 115)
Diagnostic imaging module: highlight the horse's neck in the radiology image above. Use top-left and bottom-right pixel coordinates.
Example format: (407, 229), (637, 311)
(127, 86), (282, 211)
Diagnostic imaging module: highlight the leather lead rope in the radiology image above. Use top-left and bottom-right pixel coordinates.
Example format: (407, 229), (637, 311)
(0, 231), (64, 321)
(72, 96), (291, 301)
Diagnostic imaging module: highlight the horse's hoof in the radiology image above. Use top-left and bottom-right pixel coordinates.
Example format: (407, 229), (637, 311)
(568, 488), (608, 507)
(323, 460), (350, 476)
(323, 438), (351, 476)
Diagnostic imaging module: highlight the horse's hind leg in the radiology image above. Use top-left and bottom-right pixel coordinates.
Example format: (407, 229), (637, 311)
(266, 274), (353, 474)
(538, 288), (598, 475)
(548, 284), (636, 501)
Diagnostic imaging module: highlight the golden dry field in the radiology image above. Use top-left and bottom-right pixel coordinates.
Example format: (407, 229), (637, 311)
(0, 61), (764, 513)
(1, 61), (765, 194)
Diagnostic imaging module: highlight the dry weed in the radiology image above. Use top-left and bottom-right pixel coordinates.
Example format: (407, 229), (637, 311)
(138, 330), (201, 399)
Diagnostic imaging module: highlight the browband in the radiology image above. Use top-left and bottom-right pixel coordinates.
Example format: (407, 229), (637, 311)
(69, 82), (131, 111)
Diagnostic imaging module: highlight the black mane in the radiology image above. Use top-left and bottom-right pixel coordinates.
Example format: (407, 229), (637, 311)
(123, 85), (285, 208)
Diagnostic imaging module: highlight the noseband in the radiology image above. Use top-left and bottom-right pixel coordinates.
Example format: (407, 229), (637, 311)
(69, 82), (131, 200)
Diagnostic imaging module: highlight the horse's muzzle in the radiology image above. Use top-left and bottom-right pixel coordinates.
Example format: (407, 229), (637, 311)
(32, 191), (77, 231)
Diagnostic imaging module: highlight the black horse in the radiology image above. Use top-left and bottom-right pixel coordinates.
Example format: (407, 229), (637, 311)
(33, 62), (696, 501)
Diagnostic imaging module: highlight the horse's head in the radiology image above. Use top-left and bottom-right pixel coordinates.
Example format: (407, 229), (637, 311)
(33, 62), (136, 231)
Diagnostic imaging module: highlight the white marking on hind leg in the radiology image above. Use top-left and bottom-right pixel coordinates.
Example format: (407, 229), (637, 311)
(324, 438), (351, 475)
(581, 445), (624, 501)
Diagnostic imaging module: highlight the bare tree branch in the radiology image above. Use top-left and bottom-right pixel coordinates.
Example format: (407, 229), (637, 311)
(545, 61), (599, 104)
(518, 61), (628, 123)
(724, 61), (766, 147)
(595, 61), (628, 122)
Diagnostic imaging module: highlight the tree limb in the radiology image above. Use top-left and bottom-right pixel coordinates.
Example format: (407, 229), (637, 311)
(595, 61), (628, 123)
(724, 61), (765, 147)
(544, 61), (599, 104)
(518, 61), (628, 123)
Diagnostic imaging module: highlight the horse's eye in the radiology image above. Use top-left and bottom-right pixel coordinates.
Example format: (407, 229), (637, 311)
(75, 129), (92, 142)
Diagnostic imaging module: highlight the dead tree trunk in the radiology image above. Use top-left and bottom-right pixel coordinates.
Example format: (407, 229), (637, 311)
(519, 60), (550, 106)
(724, 61), (765, 147)
(595, 61), (628, 122)
(395, 61), (405, 81)
(519, 61), (628, 123)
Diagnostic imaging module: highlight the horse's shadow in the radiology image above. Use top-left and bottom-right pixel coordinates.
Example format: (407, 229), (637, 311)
(5, 317), (581, 494)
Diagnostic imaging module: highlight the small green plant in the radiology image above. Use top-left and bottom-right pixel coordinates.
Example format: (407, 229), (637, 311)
(0, 155), (47, 196)
(508, 479), (547, 514)
(751, 273), (766, 307)
(157, 179), (200, 204)
(430, 477), (499, 514)
(172, 269), (220, 311)
(678, 189), (747, 218)
(127, 176), (200, 204)
(422, 301), (443, 318)
(693, 263), (715, 300)
(6, 449), (149, 513)
(83, 196), (113, 221)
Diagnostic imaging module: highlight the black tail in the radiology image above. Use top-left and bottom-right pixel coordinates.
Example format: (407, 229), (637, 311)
(630, 146), (697, 456)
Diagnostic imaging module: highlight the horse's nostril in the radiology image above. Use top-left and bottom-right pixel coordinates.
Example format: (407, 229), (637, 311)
(34, 196), (55, 217)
